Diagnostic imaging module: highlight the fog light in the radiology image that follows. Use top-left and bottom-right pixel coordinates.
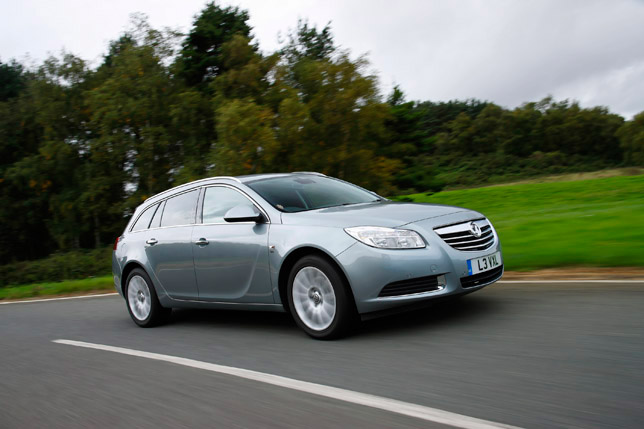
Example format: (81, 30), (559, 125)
(437, 275), (446, 288)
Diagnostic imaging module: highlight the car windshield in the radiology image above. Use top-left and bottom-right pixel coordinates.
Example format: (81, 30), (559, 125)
(247, 176), (382, 213)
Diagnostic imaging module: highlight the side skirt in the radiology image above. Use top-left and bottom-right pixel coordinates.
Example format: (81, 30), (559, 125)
(161, 296), (286, 312)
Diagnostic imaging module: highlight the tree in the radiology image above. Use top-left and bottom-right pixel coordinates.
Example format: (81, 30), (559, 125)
(211, 99), (277, 175)
(471, 104), (506, 154)
(383, 87), (441, 192)
(0, 53), (92, 259)
(272, 53), (399, 193)
(0, 76), (41, 167)
(208, 34), (279, 176)
(32, 54), (93, 250)
(170, 88), (213, 184)
(501, 102), (542, 157)
(416, 99), (489, 138)
(441, 112), (474, 154)
(281, 19), (335, 65)
(208, 27), (399, 194)
(101, 34), (135, 69)
(85, 17), (180, 245)
(179, 3), (253, 87)
(0, 60), (26, 101)
(210, 34), (278, 103)
(618, 111), (644, 165)
(534, 98), (623, 161)
(384, 86), (424, 159)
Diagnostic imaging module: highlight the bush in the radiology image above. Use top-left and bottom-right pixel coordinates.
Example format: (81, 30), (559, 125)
(0, 247), (112, 287)
(394, 167), (446, 193)
(390, 196), (414, 202)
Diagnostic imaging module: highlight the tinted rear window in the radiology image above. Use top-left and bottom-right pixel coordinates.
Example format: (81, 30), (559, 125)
(161, 190), (199, 227)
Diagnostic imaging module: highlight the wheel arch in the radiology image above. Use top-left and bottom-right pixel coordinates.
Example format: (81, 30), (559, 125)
(120, 261), (147, 296)
(277, 246), (357, 314)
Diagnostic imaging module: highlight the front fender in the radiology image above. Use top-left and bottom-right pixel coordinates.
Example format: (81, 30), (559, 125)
(267, 225), (357, 304)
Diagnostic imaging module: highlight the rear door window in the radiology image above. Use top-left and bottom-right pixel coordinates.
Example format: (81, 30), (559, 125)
(161, 190), (199, 227)
(131, 203), (158, 232)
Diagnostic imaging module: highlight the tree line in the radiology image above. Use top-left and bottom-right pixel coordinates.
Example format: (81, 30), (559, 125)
(0, 3), (642, 264)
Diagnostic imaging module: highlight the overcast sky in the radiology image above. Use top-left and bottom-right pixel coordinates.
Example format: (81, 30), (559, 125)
(2, 0), (643, 118)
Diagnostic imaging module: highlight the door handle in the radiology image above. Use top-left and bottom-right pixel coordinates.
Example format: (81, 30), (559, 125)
(146, 238), (158, 245)
(195, 238), (209, 246)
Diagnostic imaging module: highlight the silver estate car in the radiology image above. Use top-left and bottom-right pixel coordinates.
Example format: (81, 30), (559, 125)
(113, 172), (503, 339)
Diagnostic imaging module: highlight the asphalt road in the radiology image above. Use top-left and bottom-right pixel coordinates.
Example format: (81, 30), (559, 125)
(1, 281), (643, 428)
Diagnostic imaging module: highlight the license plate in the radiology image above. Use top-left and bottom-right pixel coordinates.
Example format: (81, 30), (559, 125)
(467, 252), (502, 275)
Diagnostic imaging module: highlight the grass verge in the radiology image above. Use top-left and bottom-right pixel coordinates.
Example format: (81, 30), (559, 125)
(459, 167), (644, 189)
(0, 276), (114, 301)
(396, 174), (644, 271)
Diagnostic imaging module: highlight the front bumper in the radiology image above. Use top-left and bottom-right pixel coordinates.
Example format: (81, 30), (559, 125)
(337, 217), (503, 314)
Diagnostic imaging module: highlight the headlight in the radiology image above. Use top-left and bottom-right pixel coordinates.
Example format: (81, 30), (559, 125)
(344, 226), (426, 249)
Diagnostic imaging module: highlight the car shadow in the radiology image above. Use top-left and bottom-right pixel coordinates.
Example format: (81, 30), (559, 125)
(170, 307), (295, 331)
(166, 292), (501, 339)
(356, 293), (501, 338)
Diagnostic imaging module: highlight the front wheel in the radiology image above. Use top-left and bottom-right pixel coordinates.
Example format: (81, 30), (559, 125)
(287, 255), (356, 340)
(125, 268), (171, 327)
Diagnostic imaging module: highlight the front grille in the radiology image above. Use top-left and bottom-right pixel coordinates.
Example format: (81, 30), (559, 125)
(434, 219), (495, 251)
(460, 265), (504, 288)
(379, 275), (442, 297)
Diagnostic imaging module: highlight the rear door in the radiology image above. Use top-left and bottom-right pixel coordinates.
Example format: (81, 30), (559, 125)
(191, 185), (273, 303)
(145, 189), (200, 300)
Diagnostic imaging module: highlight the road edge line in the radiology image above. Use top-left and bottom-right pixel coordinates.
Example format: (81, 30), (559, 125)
(0, 293), (118, 305)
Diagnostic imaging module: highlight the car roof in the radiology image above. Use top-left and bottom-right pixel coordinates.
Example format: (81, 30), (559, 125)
(142, 172), (326, 204)
(237, 172), (326, 183)
(236, 173), (291, 183)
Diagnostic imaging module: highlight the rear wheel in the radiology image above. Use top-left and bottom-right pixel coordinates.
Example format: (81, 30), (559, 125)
(287, 255), (356, 339)
(125, 268), (171, 327)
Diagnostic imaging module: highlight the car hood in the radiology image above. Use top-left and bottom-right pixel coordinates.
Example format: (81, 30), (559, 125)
(280, 201), (474, 228)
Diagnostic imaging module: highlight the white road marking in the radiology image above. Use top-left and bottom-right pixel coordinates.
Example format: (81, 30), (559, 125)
(498, 280), (644, 284)
(53, 339), (520, 429)
(0, 293), (118, 305)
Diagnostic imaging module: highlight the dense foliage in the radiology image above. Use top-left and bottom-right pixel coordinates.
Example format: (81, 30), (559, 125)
(0, 3), (642, 265)
(0, 247), (111, 287)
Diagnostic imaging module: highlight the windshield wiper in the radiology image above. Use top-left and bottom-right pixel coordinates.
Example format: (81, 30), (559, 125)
(310, 202), (359, 210)
(308, 200), (383, 211)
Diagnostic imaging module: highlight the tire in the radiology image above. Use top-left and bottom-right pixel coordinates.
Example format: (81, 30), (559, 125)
(287, 255), (357, 340)
(125, 268), (171, 328)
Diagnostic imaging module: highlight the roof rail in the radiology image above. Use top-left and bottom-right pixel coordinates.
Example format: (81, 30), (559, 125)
(291, 171), (326, 176)
(143, 176), (241, 203)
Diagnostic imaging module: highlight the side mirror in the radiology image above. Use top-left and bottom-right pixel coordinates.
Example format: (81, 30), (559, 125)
(224, 204), (264, 223)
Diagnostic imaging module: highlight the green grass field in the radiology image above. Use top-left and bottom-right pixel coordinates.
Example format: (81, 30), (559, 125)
(0, 276), (114, 300)
(397, 175), (644, 270)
